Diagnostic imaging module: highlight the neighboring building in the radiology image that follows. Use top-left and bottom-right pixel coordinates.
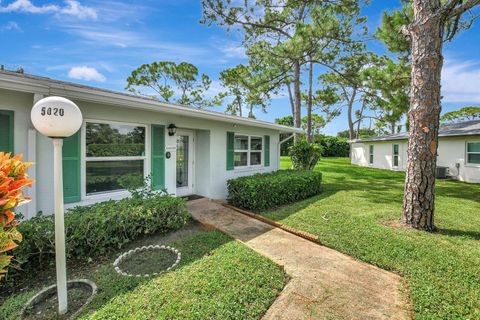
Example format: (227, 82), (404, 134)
(350, 120), (480, 183)
(0, 71), (300, 218)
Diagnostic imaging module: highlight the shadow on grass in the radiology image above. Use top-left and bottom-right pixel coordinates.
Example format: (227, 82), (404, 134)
(269, 157), (480, 228)
(80, 224), (233, 318)
(436, 228), (480, 240)
(1, 220), (233, 320)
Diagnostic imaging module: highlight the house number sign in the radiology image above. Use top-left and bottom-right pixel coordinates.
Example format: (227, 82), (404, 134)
(31, 96), (83, 138)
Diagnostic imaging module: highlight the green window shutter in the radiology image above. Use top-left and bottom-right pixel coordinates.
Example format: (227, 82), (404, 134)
(0, 110), (14, 153)
(264, 135), (270, 167)
(226, 131), (234, 171)
(151, 125), (165, 190)
(63, 131), (81, 204)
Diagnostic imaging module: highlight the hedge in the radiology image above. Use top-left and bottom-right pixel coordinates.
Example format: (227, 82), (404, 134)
(14, 194), (189, 270)
(87, 144), (145, 157)
(315, 136), (350, 157)
(227, 170), (322, 211)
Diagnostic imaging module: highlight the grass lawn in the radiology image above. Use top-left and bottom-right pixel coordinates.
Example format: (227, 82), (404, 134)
(0, 229), (287, 320)
(264, 157), (480, 320)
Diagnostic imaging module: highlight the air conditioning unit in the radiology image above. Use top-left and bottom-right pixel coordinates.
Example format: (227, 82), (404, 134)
(436, 166), (449, 179)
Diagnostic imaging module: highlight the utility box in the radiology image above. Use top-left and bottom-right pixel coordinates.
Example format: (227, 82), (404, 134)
(436, 166), (449, 179)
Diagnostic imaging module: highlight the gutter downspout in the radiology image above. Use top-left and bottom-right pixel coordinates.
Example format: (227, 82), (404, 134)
(278, 133), (294, 169)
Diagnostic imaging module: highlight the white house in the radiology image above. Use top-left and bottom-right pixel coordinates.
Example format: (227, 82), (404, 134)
(0, 70), (301, 218)
(350, 120), (480, 183)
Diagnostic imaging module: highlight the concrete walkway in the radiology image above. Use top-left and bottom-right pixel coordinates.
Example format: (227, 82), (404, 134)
(187, 198), (411, 320)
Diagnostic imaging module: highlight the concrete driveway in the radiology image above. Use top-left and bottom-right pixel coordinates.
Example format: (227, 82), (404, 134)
(187, 198), (411, 320)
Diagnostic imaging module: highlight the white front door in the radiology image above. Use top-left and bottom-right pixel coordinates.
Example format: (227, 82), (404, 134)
(176, 130), (194, 197)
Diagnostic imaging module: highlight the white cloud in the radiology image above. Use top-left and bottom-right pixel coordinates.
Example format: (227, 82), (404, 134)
(68, 66), (106, 82)
(60, 0), (97, 19)
(1, 21), (22, 32)
(442, 59), (480, 103)
(0, 0), (97, 20)
(220, 43), (246, 59)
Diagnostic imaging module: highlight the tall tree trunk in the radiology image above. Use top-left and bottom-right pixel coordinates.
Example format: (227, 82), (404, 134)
(248, 105), (254, 118)
(236, 96), (243, 117)
(347, 87), (357, 140)
(402, 0), (443, 231)
(293, 60), (302, 144)
(287, 82), (295, 118)
(390, 120), (396, 134)
(307, 61), (313, 143)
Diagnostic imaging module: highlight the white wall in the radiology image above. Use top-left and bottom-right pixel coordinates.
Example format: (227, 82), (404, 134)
(351, 137), (480, 183)
(194, 129), (211, 198)
(351, 141), (406, 171)
(2, 89), (282, 214)
(437, 136), (480, 183)
(208, 123), (280, 200)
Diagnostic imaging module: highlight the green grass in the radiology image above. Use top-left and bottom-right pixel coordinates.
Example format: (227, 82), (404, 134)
(265, 157), (480, 320)
(1, 230), (287, 320)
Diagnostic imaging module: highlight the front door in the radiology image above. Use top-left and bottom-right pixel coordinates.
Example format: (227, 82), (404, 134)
(176, 130), (194, 196)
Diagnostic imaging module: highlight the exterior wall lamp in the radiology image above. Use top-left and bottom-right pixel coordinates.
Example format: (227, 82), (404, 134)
(167, 123), (177, 136)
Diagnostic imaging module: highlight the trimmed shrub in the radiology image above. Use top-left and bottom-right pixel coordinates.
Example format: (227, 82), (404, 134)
(14, 193), (189, 270)
(289, 141), (322, 170)
(227, 170), (322, 211)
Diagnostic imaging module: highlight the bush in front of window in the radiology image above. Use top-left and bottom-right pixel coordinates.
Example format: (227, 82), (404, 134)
(227, 170), (322, 211)
(13, 192), (189, 271)
(289, 141), (323, 170)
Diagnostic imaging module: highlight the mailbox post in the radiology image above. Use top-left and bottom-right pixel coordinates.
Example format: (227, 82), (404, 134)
(31, 96), (83, 315)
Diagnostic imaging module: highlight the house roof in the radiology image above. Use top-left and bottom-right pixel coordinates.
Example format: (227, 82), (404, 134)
(0, 70), (302, 134)
(352, 120), (480, 143)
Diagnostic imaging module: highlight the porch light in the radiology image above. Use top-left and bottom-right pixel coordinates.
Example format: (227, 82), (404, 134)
(31, 96), (83, 315)
(168, 123), (177, 136)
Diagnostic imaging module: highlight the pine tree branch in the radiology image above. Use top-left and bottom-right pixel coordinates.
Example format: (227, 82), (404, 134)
(445, 0), (480, 19)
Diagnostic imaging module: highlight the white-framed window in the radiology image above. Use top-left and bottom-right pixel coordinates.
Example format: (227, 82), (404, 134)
(85, 121), (147, 195)
(369, 145), (374, 165)
(393, 144), (399, 167)
(234, 134), (263, 168)
(466, 141), (480, 165)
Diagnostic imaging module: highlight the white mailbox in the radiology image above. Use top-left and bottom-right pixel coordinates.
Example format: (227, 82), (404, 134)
(31, 96), (82, 315)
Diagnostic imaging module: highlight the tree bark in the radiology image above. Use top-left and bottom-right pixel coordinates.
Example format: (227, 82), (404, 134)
(236, 95), (243, 117)
(287, 82), (295, 118)
(307, 61), (313, 143)
(293, 60), (302, 143)
(347, 87), (357, 140)
(402, 0), (444, 231)
(390, 120), (396, 134)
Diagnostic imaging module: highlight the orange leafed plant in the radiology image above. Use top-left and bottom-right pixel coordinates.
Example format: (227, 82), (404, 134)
(0, 152), (33, 280)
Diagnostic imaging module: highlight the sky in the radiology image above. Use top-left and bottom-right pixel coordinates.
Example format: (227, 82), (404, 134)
(1, 0), (480, 135)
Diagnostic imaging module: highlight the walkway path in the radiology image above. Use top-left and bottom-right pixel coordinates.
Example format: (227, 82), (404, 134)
(187, 198), (411, 320)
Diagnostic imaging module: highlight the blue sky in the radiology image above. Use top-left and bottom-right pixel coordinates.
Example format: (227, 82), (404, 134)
(1, 0), (480, 135)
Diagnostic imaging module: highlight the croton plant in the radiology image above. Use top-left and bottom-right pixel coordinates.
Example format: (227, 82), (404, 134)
(0, 152), (32, 279)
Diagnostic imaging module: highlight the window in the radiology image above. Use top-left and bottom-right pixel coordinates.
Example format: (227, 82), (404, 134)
(369, 145), (374, 164)
(466, 142), (480, 165)
(85, 122), (146, 195)
(234, 134), (263, 167)
(393, 144), (399, 167)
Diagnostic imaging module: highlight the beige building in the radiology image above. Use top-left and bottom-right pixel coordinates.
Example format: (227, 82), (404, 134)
(350, 120), (480, 183)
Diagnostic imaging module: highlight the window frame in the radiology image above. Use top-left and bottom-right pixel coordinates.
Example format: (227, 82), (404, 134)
(368, 145), (374, 165)
(233, 134), (263, 169)
(81, 119), (150, 199)
(466, 141), (480, 167)
(392, 143), (400, 168)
